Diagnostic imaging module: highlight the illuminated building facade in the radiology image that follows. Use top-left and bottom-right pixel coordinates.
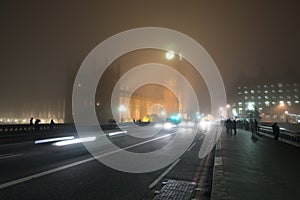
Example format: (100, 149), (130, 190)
(231, 83), (300, 122)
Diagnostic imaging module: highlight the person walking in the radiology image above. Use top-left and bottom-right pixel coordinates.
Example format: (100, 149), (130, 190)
(272, 123), (280, 141)
(233, 119), (237, 135)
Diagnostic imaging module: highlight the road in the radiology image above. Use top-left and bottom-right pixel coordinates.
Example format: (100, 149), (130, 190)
(0, 123), (217, 200)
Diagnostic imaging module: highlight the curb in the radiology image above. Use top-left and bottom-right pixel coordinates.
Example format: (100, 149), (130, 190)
(210, 136), (228, 200)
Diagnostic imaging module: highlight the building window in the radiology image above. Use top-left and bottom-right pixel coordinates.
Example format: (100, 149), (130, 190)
(272, 101), (276, 105)
(278, 90), (283, 93)
(264, 90), (269, 93)
(244, 91), (248, 94)
(287, 101), (291, 106)
(265, 96), (269, 99)
(251, 90), (255, 94)
(295, 101), (299, 104)
(278, 83), (283, 87)
(265, 101), (270, 107)
(258, 96), (261, 99)
(295, 95), (299, 99)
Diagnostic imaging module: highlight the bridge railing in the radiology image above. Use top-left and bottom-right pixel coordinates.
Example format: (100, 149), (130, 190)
(0, 123), (76, 135)
(258, 125), (300, 147)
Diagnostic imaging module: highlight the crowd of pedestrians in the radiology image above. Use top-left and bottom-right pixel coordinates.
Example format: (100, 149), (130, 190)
(224, 117), (280, 141)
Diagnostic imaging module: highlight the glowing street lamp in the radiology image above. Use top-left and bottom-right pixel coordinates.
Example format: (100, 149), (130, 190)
(165, 51), (175, 60)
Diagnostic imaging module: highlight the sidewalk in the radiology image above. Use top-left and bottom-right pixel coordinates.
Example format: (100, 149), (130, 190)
(211, 128), (300, 200)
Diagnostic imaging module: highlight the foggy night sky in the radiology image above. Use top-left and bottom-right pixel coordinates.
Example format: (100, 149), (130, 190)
(0, 0), (299, 120)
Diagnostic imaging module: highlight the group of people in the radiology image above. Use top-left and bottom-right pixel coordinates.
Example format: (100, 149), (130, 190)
(225, 118), (237, 135)
(29, 117), (55, 125)
(224, 118), (280, 141)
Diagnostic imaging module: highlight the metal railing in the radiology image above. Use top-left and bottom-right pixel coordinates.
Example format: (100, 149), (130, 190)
(258, 125), (300, 147)
(0, 123), (75, 134)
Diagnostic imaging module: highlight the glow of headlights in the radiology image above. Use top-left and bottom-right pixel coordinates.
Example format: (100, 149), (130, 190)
(164, 122), (175, 129)
(35, 136), (75, 144)
(108, 131), (127, 137)
(53, 137), (96, 146)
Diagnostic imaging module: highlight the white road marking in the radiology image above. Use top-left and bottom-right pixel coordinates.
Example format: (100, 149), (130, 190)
(0, 153), (23, 160)
(198, 135), (204, 141)
(0, 132), (178, 189)
(0, 156), (95, 189)
(148, 159), (181, 189)
(187, 142), (196, 151)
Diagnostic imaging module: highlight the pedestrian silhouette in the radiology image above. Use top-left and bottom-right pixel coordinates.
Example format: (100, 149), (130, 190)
(29, 117), (34, 125)
(254, 119), (259, 134)
(34, 119), (41, 131)
(232, 119), (237, 135)
(272, 123), (280, 141)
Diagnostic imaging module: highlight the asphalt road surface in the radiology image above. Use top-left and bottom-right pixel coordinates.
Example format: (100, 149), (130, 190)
(0, 123), (217, 200)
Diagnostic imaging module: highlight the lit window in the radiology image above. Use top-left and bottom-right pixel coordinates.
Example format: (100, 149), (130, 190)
(295, 101), (299, 104)
(257, 85), (261, 88)
(272, 90), (275, 93)
(264, 85), (267, 88)
(265, 101), (270, 107)
(239, 108), (243, 110)
(287, 101), (291, 106)
(251, 96), (254, 99)
(278, 83), (283, 87)
(245, 96), (248, 100)
(244, 86), (248, 89)
(238, 102), (242, 105)
(295, 95), (299, 99)
(244, 91), (248, 94)
(265, 90), (269, 93)
(251, 90), (255, 94)
(238, 92), (241, 95)
(258, 96), (261, 99)
(258, 102), (262, 105)
(272, 101), (276, 105)
(265, 96), (269, 99)
(271, 84), (274, 87)
(278, 90), (283, 93)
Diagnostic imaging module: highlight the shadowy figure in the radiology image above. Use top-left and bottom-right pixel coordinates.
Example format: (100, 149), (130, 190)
(232, 119), (237, 135)
(34, 119), (41, 131)
(30, 117), (34, 125)
(272, 123), (280, 141)
(50, 119), (55, 130)
(225, 118), (232, 135)
(254, 119), (259, 134)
